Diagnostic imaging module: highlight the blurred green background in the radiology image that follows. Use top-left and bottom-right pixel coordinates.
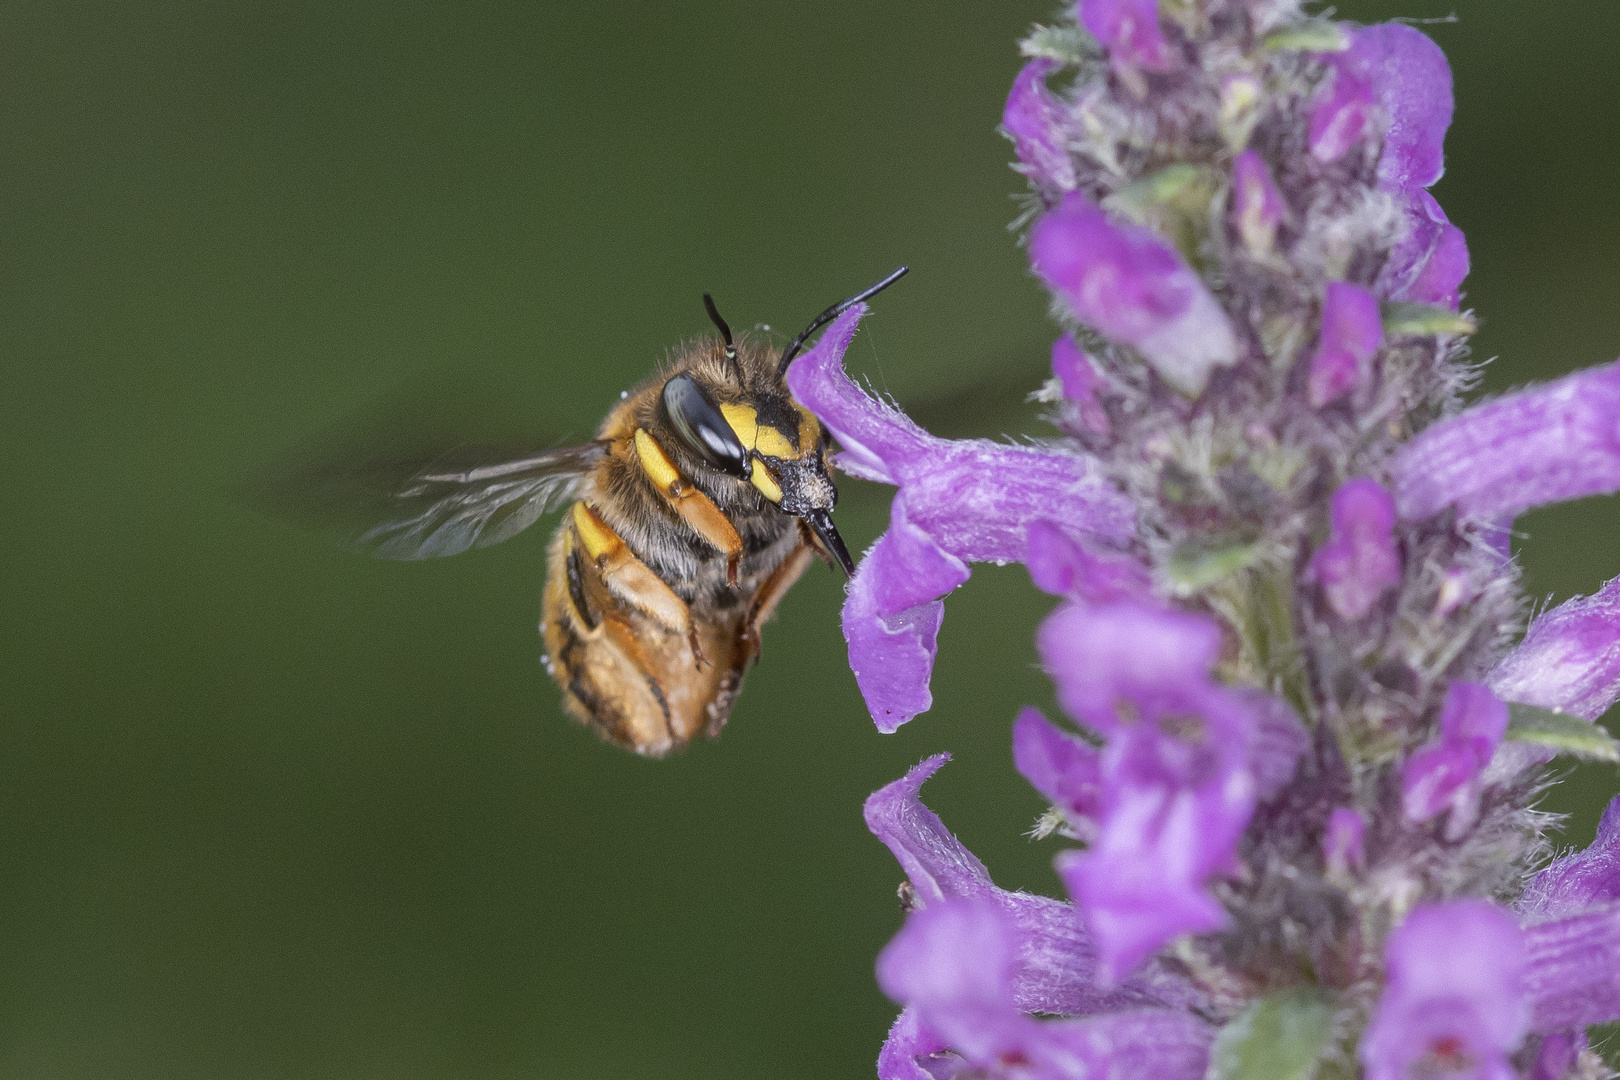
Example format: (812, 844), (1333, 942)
(2, 1), (1618, 1077)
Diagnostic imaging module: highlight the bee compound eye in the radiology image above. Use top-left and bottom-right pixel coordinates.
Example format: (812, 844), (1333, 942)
(659, 374), (752, 480)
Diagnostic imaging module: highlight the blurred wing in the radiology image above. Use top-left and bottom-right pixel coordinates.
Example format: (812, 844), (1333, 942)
(358, 443), (608, 560)
(255, 441), (607, 560)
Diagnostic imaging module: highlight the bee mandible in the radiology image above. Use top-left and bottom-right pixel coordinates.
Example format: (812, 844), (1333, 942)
(352, 268), (907, 756)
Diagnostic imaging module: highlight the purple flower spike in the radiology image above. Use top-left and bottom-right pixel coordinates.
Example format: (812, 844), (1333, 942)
(1520, 797), (1620, 921)
(1361, 900), (1528, 1080)
(1309, 478), (1401, 620)
(1004, 59), (1076, 193)
(1382, 189), (1470, 309)
(1308, 55), (1376, 163)
(1030, 192), (1239, 396)
(1323, 806), (1367, 876)
(1078, 0), (1175, 75)
(1488, 576), (1620, 722)
(1231, 149), (1285, 257)
(787, 304), (1135, 730)
(1401, 682), (1509, 831)
(1523, 903), (1620, 1032)
(1024, 519), (1149, 604)
(1391, 359), (1620, 523)
(1307, 282), (1385, 408)
(1050, 335), (1110, 436)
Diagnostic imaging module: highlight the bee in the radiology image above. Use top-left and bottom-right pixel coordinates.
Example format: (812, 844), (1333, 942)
(333, 268), (907, 757)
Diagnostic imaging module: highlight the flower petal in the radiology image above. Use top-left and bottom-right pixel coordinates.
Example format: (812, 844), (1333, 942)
(1523, 902), (1620, 1031)
(1004, 59), (1076, 192)
(1391, 359), (1620, 523)
(1078, 0), (1176, 73)
(1381, 189), (1470, 309)
(1520, 796), (1620, 921)
(1308, 478), (1401, 619)
(784, 305), (929, 484)
(1013, 707), (1103, 826)
(1031, 193), (1239, 397)
(1488, 575), (1620, 722)
(877, 1009), (953, 1080)
(1050, 335), (1110, 437)
(1356, 23), (1454, 192)
(1323, 807), (1367, 876)
(1361, 900), (1529, 1080)
(1231, 149), (1285, 258)
(1308, 57), (1375, 163)
(1307, 283), (1386, 408)
(1024, 519), (1149, 604)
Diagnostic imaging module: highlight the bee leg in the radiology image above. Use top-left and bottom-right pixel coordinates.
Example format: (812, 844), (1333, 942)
(632, 428), (745, 586)
(740, 537), (816, 665)
(571, 501), (706, 670)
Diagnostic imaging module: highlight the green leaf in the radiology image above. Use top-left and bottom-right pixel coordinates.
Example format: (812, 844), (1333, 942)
(1210, 990), (1335, 1080)
(1261, 21), (1350, 53)
(1505, 703), (1620, 763)
(1167, 538), (1262, 595)
(1381, 303), (1478, 338)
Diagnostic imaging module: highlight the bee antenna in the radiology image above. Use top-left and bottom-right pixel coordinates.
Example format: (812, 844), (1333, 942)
(777, 266), (909, 375)
(703, 291), (745, 382)
(702, 292), (734, 349)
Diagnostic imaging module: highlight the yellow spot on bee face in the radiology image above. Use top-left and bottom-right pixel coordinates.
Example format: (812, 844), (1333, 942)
(720, 402), (759, 449)
(572, 501), (620, 560)
(633, 427), (683, 492)
(720, 401), (798, 459)
(750, 461), (783, 503)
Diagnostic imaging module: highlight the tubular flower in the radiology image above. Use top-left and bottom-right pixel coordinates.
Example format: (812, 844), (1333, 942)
(778, 5), (1620, 1077)
(1360, 901), (1529, 1080)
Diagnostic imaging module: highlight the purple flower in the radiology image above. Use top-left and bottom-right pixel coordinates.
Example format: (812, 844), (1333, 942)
(876, 898), (1213, 1080)
(1358, 23), (1454, 192)
(1323, 807), (1366, 876)
(1037, 600), (1259, 978)
(1308, 478), (1401, 620)
(1382, 188), (1471, 310)
(1391, 359), (1620, 523)
(1003, 59), (1076, 193)
(1528, 1032), (1582, 1080)
(1523, 903), (1620, 1032)
(1401, 682), (1509, 832)
(1049, 335), (1110, 437)
(1230, 149), (1285, 258)
(1520, 797), (1620, 921)
(1030, 192), (1239, 397)
(1077, 0), (1175, 76)
(866, 756), (1212, 1078)
(786, 305), (1135, 731)
(1307, 54), (1375, 163)
(1360, 900), (1529, 1080)
(1307, 282), (1385, 408)
(1488, 576), (1620, 723)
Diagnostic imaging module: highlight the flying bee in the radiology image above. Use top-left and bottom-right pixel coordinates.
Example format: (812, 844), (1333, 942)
(310, 268), (907, 757)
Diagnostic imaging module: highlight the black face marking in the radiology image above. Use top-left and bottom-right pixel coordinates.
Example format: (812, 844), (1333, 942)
(566, 544), (598, 630)
(660, 373), (753, 480)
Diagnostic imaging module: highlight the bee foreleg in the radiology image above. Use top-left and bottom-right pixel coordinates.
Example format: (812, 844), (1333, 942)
(632, 428), (744, 586)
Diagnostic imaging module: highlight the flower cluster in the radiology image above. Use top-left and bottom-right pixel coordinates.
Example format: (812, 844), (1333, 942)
(782, 2), (1620, 1077)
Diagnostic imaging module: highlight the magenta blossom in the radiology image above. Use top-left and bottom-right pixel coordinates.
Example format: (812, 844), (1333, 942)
(806, 8), (1620, 1078)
